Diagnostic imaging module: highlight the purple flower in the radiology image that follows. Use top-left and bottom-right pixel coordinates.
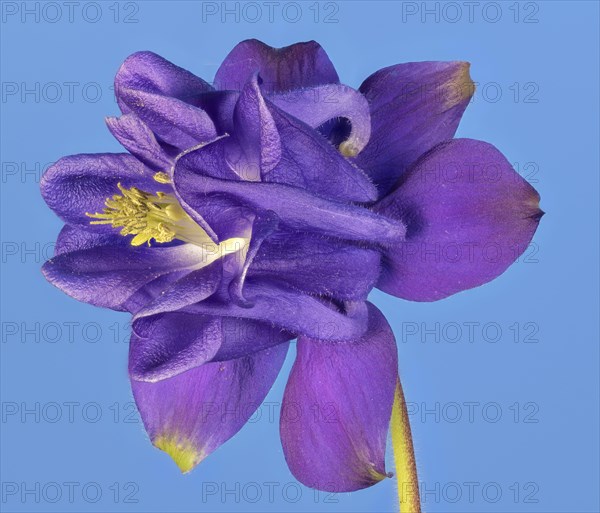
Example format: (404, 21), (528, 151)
(41, 40), (542, 492)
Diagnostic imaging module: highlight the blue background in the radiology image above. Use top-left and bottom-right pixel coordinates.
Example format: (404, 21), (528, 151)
(1, 1), (599, 512)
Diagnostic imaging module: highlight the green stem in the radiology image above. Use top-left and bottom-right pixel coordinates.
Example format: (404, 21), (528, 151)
(391, 377), (421, 513)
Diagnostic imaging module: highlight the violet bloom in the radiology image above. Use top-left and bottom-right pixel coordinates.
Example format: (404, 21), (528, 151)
(41, 40), (542, 493)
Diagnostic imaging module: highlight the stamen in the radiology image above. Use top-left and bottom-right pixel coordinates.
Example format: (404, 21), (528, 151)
(153, 172), (171, 184)
(339, 141), (359, 158)
(86, 183), (214, 247)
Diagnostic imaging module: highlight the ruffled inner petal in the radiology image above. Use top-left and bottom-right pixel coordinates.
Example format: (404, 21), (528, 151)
(269, 84), (371, 156)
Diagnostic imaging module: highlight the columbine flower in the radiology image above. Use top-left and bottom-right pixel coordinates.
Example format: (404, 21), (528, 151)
(41, 40), (542, 496)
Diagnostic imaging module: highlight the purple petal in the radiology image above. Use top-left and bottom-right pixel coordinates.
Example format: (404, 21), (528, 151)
(123, 270), (193, 315)
(53, 224), (128, 256)
(40, 153), (165, 229)
(130, 312), (221, 382)
(106, 114), (172, 170)
(269, 84), (371, 156)
(170, 141), (256, 244)
(214, 39), (339, 93)
(116, 88), (218, 149)
(265, 101), (377, 202)
(130, 261), (222, 318)
(228, 211), (279, 306)
(173, 139), (404, 244)
(130, 311), (292, 381)
(193, 90), (240, 134)
(230, 75), (281, 176)
(184, 279), (369, 342)
(42, 243), (210, 310)
(356, 61), (475, 196)
(131, 342), (289, 473)
(249, 232), (381, 301)
(115, 51), (213, 112)
(211, 317), (292, 361)
(375, 138), (543, 301)
(115, 51), (238, 135)
(280, 303), (397, 491)
(51, 226), (195, 316)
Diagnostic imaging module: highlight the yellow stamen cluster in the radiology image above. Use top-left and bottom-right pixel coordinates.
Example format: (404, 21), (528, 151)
(86, 183), (210, 247)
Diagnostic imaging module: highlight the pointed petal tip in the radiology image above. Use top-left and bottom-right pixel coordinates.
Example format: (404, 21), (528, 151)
(367, 466), (391, 484)
(154, 434), (203, 474)
(523, 187), (544, 221)
(528, 200), (544, 222)
(445, 61), (475, 108)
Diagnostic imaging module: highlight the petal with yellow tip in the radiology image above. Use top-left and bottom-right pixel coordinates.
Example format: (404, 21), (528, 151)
(280, 303), (397, 492)
(356, 60), (475, 196)
(131, 341), (289, 473)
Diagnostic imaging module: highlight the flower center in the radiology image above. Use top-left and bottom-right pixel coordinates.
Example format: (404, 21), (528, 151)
(87, 182), (211, 246)
(86, 178), (248, 263)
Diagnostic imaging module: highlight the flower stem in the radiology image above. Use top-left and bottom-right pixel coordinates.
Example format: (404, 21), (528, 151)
(391, 377), (421, 513)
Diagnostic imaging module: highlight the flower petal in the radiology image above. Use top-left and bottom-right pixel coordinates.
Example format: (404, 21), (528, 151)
(50, 226), (204, 315)
(212, 317), (292, 361)
(356, 61), (475, 196)
(269, 84), (371, 156)
(130, 310), (292, 381)
(128, 260), (222, 318)
(173, 139), (404, 244)
(265, 101), (377, 202)
(228, 211), (280, 306)
(214, 39), (339, 92)
(129, 312), (221, 382)
(40, 153), (165, 229)
(131, 342), (289, 473)
(116, 88), (218, 149)
(375, 138), (543, 301)
(53, 224), (127, 256)
(106, 114), (172, 170)
(280, 303), (397, 491)
(249, 232), (381, 301)
(230, 75), (281, 176)
(42, 243), (209, 310)
(183, 279), (369, 342)
(114, 51), (213, 112)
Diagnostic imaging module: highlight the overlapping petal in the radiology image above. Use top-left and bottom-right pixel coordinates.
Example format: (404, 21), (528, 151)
(131, 342), (289, 473)
(42, 241), (211, 311)
(128, 261), (222, 318)
(375, 138), (543, 301)
(230, 75), (281, 177)
(53, 224), (128, 256)
(269, 84), (371, 156)
(184, 279), (369, 342)
(105, 114), (172, 170)
(129, 312), (221, 382)
(114, 51), (213, 111)
(174, 139), (404, 244)
(214, 39), (339, 92)
(265, 101), (377, 202)
(228, 211), (280, 306)
(116, 88), (218, 149)
(129, 310), (292, 381)
(280, 303), (397, 491)
(357, 61), (475, 196)
(40, 153), (165, 229)
(249, 232), (381, 300)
